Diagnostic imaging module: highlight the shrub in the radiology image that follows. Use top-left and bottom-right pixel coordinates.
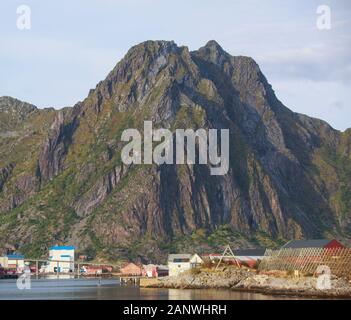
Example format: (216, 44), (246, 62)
(190, 267), (201, 276)
(253, 259), (261, 270)
(202, 259), (215, 269)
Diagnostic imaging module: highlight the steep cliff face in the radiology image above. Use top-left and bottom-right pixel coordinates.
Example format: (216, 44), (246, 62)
(0, 40), (350, 261)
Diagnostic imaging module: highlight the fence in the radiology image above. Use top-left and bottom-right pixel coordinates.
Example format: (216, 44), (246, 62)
(259, 248), (351, 278)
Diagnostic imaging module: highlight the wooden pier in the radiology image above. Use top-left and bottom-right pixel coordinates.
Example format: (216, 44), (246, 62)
(119, 276), (146, 285)
(21, 258), (120, 278)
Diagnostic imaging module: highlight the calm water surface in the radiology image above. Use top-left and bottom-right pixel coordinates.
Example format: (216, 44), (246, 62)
(0, 278), (301, 300)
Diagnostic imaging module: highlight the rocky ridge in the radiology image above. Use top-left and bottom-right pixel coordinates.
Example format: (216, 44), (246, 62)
(0, 40), (350, 261)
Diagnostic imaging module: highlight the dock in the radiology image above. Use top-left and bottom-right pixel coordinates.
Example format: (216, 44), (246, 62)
(119, 276), (146, 285)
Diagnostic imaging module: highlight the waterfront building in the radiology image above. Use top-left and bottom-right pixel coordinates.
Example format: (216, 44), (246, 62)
(120, 263), (142, 276)
(81, 265), (103, 275)
(0, 254), (25, 272)
(168, 253), (203, 277)
(0, 256), (6, 268)
(155, 265), (169, 277)
(233, 249), (266, 268)
(142, 264), (157, 278)
(281, 239), (344, 249)
(142, 264), (169, 278)
(45, 246), (75, 273)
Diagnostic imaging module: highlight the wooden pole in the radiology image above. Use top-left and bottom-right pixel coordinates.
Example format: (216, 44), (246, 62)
(215, 245), (240, 270)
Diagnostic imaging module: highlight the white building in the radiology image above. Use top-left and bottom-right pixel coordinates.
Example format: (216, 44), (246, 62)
(45, 246), (75, 273)
(168, 253), (203, 277)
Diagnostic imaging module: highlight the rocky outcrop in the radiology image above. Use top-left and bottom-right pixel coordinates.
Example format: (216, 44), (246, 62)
(145, 267), (351, 298)
(0, 164), (13, 192)
(153, 268), (254, 289)
(74, 166), (124, 217)
(0, 96), (37, 123)
(9, 173), (38, 209)
(37, 111), (77, 182)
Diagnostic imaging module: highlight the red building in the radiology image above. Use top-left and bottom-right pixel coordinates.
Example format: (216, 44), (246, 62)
(101, 265), (113, 273)
(142, 264), (169, 278)
(281, 239), (344, 249)
(81, 265), (103, 275)
(120, 263), (142, 276)
(142, 264), (157, 278)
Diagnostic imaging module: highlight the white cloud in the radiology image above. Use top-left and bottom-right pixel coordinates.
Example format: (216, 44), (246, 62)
(0, 0), (350, 130)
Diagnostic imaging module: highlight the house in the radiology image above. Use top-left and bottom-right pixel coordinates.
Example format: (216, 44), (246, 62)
(233, 249), (266, 268)
(0, 254), (25, 271)
(281, 239), (344, 249)
(45, 246), (75, 273)
(156, 265), (169, 277)
(81, 265), (103, 276)
(168, 254), (203, 277)
(0, 256), (7, 268)
(101, 265), (113, 273)
(120, 263), (142, 276)
(142, 264), (157, 278)
(6, 254), (25, 270)
(142, 264), (169, 278)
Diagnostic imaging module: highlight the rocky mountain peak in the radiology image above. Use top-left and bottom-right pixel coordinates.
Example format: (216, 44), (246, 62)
(0, 40), (350, 261)
(84, 40), (196, 115)
(129, 40), (178, 54)
(194, 40), (228, 66)
(0, 96), (37, 115)
(0, 96), (38, 131)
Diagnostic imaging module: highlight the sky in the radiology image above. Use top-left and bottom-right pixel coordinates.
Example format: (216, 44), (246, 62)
(0, 0), (350, 131)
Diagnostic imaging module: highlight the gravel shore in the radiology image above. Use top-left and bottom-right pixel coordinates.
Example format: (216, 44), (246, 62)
(142, 268), (351, 298)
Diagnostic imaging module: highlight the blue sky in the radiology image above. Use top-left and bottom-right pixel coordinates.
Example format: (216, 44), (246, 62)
(0, 0), (350, 130)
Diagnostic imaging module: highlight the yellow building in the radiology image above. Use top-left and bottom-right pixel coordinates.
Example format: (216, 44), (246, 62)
(0, 254), (25, 271)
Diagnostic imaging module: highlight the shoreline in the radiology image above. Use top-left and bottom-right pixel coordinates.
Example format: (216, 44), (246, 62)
(148, 282), (351, 299)
(141, 268), (351, 299)
(231, 286), (351, 299)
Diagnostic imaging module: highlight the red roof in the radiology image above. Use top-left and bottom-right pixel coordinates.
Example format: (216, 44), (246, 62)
(120, 263), (142, 275)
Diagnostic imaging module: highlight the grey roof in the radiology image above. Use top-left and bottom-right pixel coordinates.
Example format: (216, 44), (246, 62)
(282, 239), (333, 249)
(156, 265), (169, 271)
(233, 249), (266, 256)
(168, 254), (192, 262)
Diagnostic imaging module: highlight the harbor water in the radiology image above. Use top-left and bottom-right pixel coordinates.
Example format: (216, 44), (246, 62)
(0, 277), (300, 300)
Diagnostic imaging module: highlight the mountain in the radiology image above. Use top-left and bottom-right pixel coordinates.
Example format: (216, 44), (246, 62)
(0, 40), (350, 262)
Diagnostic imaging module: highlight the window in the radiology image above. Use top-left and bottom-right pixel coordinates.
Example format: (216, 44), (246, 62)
(174, 259), (190, 263)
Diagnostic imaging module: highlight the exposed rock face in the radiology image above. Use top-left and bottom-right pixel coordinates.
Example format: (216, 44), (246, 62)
(73, 165), (124, 217)
(0, 40), (350, 260)
(0, 96), (37, 126)
(0, 164), (13, 192)
(0, 97), (37, 139)
(38, 110), (79, 182)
